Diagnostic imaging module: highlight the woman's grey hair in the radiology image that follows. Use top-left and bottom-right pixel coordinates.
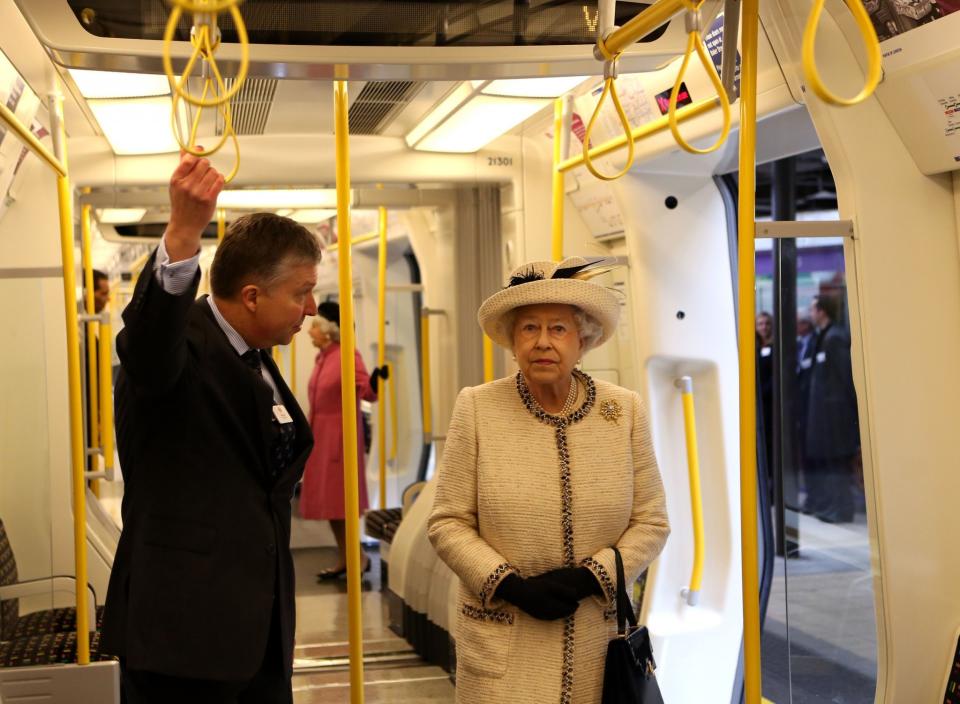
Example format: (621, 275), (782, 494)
(313, 316), (340, 343)
(502, 305), (604, 352)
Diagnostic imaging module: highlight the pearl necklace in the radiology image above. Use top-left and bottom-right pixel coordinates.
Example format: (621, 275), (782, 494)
(559, 375), (579, 416)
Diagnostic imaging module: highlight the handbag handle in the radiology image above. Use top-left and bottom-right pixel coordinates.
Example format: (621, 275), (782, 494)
(613, 546), (639, 636)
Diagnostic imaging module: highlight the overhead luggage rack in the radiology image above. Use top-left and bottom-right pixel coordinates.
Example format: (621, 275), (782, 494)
(66, 0), (671, 47)
(17, 0), (692, 79)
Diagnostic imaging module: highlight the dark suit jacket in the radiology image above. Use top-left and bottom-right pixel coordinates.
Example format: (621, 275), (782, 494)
(804, 324), (860, 460)
(100, 252), (312, 681)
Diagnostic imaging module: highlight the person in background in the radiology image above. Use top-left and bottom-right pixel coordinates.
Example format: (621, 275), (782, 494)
(101, 152), (321, 703)
(756, 311), (775, 492)
(92, 268), (110, 314)
(803, 295), (860, 523)
(301, 301), (389, 581)
(428, 257), (669, 703)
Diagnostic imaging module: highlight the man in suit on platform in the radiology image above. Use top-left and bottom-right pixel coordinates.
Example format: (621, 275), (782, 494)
(802, 295), (860, 523)
(100, 152), (321, 703)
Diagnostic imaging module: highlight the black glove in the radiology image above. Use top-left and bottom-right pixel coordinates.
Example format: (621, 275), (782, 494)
(494, 573), (580, 621)
(530, 566), (604, 601)
(369, 365), (390, 393)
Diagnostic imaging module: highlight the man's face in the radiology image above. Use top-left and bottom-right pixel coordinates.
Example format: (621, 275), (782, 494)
(94, 278), (110, 314)
(253, 261), (318, 347)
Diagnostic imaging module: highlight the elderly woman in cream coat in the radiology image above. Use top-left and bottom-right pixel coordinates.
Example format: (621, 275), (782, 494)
(427, 257), (670, 704)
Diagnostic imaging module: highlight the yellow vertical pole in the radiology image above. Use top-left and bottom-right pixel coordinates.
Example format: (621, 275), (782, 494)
(334, 78), (365, 704)
(376, 206), (388, 509)
(551, 97), (565, 262)
(80, 203), (99, 495)
(483, 334), (494, 383)
(99, 311), (114, 479)
(50, 85), (90, 665)
(421, 309), (432, 440)
(217, 207), (226, 242)
(387, 361), (397, 462)
(738, 1), (762, 701)
(272, 345), (282, 380)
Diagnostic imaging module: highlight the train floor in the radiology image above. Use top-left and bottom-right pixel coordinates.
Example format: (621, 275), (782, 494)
(291, 546), (456, 703)
(762, 511), (877, 703)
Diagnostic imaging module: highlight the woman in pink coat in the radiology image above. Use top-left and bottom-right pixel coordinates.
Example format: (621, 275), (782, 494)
(301, 301), (387, 580)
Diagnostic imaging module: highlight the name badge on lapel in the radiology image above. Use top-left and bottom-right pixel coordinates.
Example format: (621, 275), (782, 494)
(816, 351), (827, 364)
(272, 404), (294, 424)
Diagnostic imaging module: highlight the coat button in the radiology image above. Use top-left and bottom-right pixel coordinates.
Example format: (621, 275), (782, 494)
(266, 543), (276, 555)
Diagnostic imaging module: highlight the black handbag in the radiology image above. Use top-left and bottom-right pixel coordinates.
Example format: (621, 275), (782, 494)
(601, 548), (664, 704)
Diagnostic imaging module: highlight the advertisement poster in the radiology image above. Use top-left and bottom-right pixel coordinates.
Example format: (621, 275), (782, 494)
(866, 0), (959, 41)
(0, 50), (42, 221)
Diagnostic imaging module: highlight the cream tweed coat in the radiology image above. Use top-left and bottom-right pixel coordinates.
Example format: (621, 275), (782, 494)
(427, 373), (670, 704)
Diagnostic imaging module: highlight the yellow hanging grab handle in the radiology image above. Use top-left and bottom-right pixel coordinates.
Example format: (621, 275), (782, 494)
(668, 1), (732, 155)
(169, 27), (241, 181)
(582, 50), (636, 181)
(162, 0), (249, 109)
(801, 0), (882, 107)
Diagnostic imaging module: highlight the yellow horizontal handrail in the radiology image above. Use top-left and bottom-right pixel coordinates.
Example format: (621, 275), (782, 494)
(557, 97), (719, 173)
(598, 0), (687, 59)
(328, 230), (379, 251)
(0, 101), (66, 177)
(801, 0), (882, 107)
(676, 376), (704, 606)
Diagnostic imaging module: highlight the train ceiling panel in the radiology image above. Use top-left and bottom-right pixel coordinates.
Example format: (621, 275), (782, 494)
(14, 0), (719, 80)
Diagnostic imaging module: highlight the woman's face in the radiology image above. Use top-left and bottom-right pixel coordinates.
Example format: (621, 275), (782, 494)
(309, 320), (331, 349)
(756, 313), (773, 343)
(512, 303), (583, 387)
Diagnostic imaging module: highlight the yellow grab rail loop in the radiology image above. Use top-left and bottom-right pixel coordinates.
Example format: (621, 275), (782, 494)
(801, 0), (882, 107)
(163, 0), (247, 181)
(668, 1), (732, 155)
(162, 0), (249, 109)
(582, 52), (636, 182)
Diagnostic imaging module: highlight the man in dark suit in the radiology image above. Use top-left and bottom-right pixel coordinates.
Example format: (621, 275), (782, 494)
(803, 295), (860, 523)
(100, 152), (321, 703)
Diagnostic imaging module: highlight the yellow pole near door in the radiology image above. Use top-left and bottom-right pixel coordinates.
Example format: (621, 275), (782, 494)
(217, 207), (226, 242)
(551, 97), (564, 262)
(483, 334), (495, 383)
(80, 203), (99, 495)
(420, 308), (432, 440)
(738, 1), (762, 701)
(50, 84), (91, 665)
(377, 206), (388, 509)
(99, 309), (114, 479)
(334, 78), (365, 704)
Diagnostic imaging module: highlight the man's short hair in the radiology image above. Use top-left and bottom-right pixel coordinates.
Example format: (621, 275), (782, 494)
(210, 213), (322, 299)
(93, 269), (108, 287)
(813, 294), (839, 322)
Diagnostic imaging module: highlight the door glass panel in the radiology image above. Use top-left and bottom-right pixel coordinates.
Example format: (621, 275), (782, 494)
(758, 232), (879, 702)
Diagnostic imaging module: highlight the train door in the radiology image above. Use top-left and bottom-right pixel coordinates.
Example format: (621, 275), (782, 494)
(744, 152), (880, 703)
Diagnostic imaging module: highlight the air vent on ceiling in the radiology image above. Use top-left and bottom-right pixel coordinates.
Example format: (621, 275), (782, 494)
(348, 81), (425, 135)
(215, 77), (278, 136)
